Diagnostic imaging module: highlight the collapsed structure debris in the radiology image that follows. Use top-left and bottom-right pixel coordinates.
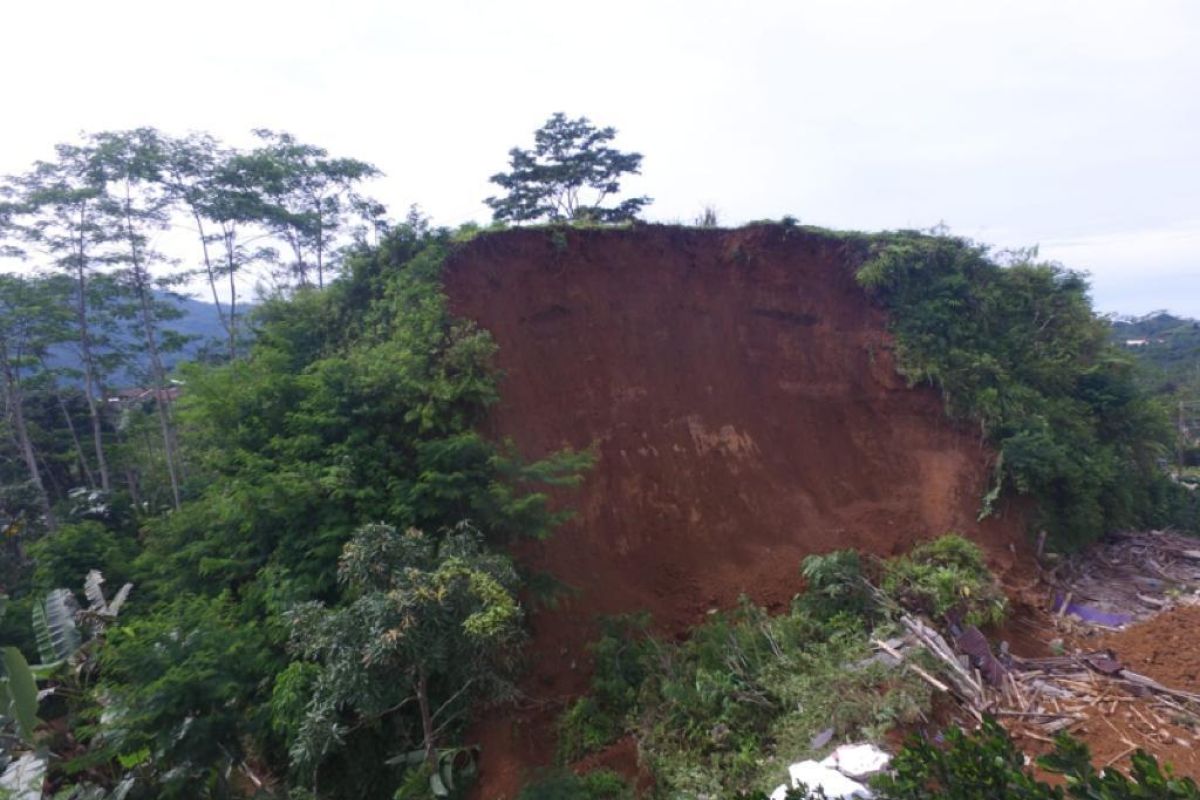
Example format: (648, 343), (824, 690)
(874, 531), (1200, 764)
(1043, 530), (1200, 628)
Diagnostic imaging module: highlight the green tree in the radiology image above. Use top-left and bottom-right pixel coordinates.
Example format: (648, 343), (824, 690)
(97, 593), (273, 798)
(0, 273), (82, 531)
(160, 133), (275, 361)
(485, 113), (651, 223)
(856, 233), (1177, 546)
(6, 145), (124, 494)
(237, 130), (382, 289)
(90, 128), (188, 511)
(286, 522), (523, 783)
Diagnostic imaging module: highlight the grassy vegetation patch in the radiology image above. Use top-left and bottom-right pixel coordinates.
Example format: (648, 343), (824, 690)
(880, 534), (1007, 627)
(543, 535), (1027, 797)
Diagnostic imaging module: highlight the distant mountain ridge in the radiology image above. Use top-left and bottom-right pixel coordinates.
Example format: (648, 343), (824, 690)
(1110, 311), (1200, 396)
(45, 293), (235, 389)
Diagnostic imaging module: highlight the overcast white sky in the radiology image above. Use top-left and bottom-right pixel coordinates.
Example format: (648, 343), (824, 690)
(3, 0), (1198, 315)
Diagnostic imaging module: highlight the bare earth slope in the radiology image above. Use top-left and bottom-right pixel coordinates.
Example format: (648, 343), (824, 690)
(442, 225), (1026, 797)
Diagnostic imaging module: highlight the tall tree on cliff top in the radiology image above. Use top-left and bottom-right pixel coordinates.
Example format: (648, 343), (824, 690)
(485, 112), (652, 224)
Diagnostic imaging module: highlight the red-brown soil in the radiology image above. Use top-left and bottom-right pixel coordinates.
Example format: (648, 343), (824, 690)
(1099, 605), (1200, 691)
(1001, 597), (1200, 779)
(1074, 605), (1200, 775)
(442, 225), (1029, 798)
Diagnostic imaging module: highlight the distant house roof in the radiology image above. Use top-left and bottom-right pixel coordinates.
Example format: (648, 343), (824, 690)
(107, 387), (182, 404)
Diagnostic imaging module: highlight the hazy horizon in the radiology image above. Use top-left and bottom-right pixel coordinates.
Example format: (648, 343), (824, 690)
(3, 0), (1197, 316)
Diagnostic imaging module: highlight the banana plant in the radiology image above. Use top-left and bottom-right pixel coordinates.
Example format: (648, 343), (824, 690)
(1, 595), (45, 800)
(0, 573), (136, 800)
(80, 571), (132, 631)
(386, 746), (478, 798)
(0, 752), (46, 800)
(31, 590), (80, 667)
(31, 571), (132, 670)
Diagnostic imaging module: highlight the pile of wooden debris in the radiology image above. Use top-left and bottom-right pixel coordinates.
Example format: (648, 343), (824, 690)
(873, 531), (1200, 767)
(1043, 530), (1200, 628)
(877, 614), (1200, 758)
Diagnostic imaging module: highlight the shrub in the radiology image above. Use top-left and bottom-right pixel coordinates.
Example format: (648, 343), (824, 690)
(870, 717), (1200, 800)
(882, 534), (1007, 627)
(632, 603), (927, 797)
(518, 769), (633, 800)
(558, 614), (654, 762)
(27, 520), (139, 593)
(857, 233), (1178, 548)
(799, 550), (874, 621)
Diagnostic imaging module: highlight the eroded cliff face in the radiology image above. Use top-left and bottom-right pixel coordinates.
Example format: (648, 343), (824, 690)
(442, 225), (1025, 796)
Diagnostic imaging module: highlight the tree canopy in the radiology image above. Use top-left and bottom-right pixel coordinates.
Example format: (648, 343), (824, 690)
(485, 113), (651, 224)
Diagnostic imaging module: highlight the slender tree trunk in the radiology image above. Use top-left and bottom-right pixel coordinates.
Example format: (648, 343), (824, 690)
(35, 447), (64, 500)
(416, 666), (436, 769)
(191, 209), (232, 351)
(1, 338), (56, 530)
(75, 211), (111, 492)
(223, 224), (238, 361)
(122, 189), (182, 511)
(133, 275), (181, 511)
(45, 365), (96, 489)
(315, 206), (325, 289)
(124, 465), (142, 508)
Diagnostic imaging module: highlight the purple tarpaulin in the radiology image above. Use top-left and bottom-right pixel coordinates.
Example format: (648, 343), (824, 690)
(1053, 593), (1133, 627)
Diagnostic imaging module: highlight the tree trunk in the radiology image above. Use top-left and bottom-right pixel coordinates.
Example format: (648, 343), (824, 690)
(191, 209), (232, 353)
(122, 188), (182, 511)
(223, 223), (238, 361)
(75, 218), (111, 493)
(1, 338), (55, 530)
(315, 204), (325, 289)
(134, 276), (182, 511)
(45, 364), (95, 489)
(416, 666), (437, 770)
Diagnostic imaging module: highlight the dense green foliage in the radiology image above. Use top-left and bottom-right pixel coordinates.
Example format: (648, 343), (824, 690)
(1110, 313), (1200, 483)
(1111, 312), (1200, 399)
(285, 522), (524, 788)
(485, 113), (651, 224)
(517, 769), (634, 800)
(869, 717), (1200, 800)
(554, 576), (935, 796)
(857, 233), (1194, 546)
(1, 216), (589, 797)
(879, 534), (1007, 627)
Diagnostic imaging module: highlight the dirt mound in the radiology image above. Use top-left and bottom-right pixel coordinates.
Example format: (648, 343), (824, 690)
(1084, 606), (1200, 775)
(442, 225), (1028, 798)
(1015, 605), (1200, 778)
(1099, 605), (1200, 696)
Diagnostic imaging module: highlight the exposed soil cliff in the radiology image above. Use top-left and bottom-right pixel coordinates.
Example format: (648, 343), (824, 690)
(442, 225), (1027, 797)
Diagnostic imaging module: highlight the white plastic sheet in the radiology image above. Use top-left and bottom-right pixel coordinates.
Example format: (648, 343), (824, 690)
(787, 760), (872, 799)
(765, 742), (890, 799)
(820, 743), (891, 777)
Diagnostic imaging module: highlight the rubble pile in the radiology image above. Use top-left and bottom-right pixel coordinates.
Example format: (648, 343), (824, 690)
(1044, 530), (1200, 628)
